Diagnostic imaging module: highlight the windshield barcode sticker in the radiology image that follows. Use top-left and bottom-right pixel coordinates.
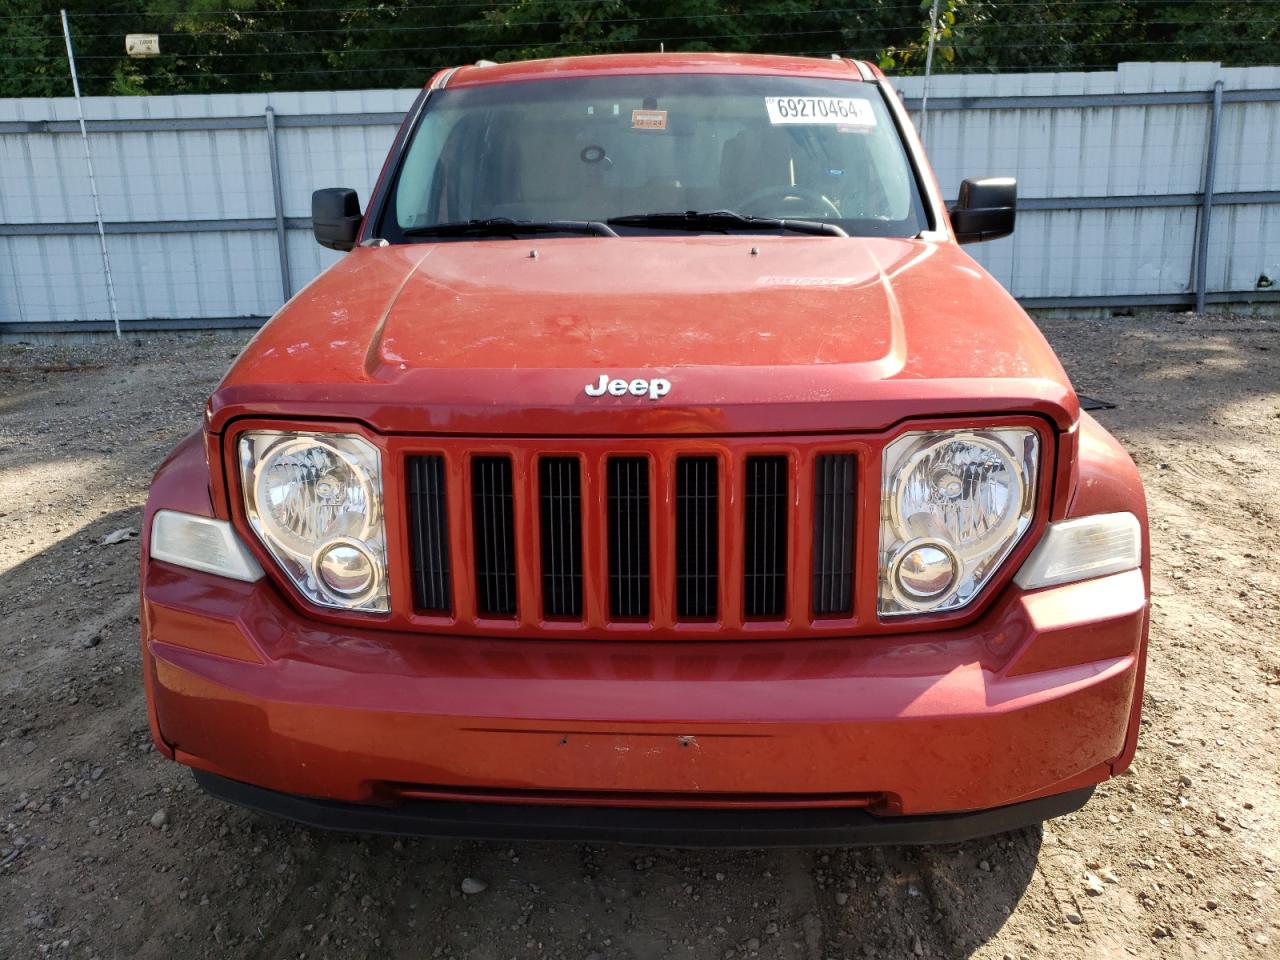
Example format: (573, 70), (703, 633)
(764, 97), (876, 126)
(631, 109), (668, 130)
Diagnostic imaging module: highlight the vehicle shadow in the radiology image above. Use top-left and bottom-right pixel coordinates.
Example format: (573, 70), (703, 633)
(225, 817), (1045, 960)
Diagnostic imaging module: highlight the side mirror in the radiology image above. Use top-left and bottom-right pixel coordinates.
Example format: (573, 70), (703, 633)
(312, 188), (362, 251)
(950, 177), (1016, 244)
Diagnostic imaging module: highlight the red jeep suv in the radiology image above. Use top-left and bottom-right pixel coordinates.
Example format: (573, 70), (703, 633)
(140, 53), (1149, 846)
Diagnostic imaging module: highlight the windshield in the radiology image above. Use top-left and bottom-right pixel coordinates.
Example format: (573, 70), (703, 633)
(378, 73), (928, 240)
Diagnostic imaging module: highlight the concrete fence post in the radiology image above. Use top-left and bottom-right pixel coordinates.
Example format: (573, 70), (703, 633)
(1193, 79), (1224, 313)
(264, 106), (292, 303)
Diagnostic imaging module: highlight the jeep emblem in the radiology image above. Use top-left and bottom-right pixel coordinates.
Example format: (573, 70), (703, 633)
(584, 374), (671, 400)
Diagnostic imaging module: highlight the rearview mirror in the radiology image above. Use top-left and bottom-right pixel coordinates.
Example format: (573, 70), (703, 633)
(950, 177), (1016, 244)
(312, 188), (362, 251)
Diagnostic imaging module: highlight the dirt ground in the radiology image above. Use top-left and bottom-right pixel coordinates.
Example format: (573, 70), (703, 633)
(0, 313), (1277, 960)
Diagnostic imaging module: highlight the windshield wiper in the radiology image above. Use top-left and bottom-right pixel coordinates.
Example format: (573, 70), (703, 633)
(607, 210), (848, 238)
(402, 217), (619, 239)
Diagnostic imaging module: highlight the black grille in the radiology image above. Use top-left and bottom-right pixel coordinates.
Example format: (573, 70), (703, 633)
(406, 455), (451, 612)
(607, 457), (651, 619)
(675, 457), (718, 619)
(744, 455), (788, 618)
(812, 454), (856, 616)
(471, 456), (517, 617)
(539, 457), (583, 618)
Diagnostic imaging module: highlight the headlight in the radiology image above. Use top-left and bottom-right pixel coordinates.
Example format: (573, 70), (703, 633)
(879, 428), (1038, 616)
(239, 431), (389, 612)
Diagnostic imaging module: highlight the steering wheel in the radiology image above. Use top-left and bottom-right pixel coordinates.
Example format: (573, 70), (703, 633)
(737, 184), (842, 219)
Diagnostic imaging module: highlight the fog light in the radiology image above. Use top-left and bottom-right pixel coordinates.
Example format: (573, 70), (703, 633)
(313, 539), (378, 602)
(892, 540), (959, 602)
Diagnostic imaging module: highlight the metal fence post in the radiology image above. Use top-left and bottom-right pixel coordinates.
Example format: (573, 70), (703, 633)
(264, 106), (292, 303)
(920, 0), (941, 145)
(60, 9), (120, 338)
(1193, 79), (1224, 313)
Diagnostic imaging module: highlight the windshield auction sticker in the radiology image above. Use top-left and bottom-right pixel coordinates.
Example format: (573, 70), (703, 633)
(764, 97), (876, 126)
(631, 109), (668, 130)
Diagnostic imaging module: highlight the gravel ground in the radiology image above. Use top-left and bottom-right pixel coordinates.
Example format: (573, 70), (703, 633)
(0, 314), (1277, 960)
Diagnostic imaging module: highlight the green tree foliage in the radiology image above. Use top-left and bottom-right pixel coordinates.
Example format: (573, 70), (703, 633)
(1, 4), (65, 97)
(943, 1), (1278, 73)
(1, 0), (1276, 98)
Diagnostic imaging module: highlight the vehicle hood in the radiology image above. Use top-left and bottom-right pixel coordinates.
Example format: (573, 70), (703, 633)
(211, 237), (1077, 435)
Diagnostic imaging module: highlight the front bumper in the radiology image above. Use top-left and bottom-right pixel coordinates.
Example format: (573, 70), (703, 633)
(143, 556), (1148, 827)
(194, 769), (1094, 847)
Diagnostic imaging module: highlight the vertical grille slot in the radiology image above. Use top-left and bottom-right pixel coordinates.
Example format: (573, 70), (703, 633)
(812, 453), (856, 616)
(406, 455), (451, 613)
(743, 455), (788, 618)
(539, 457), (583, 618)
(676, 456), (719, 619)
(471, 456), (517, 617)
(607, 457), (651, 619)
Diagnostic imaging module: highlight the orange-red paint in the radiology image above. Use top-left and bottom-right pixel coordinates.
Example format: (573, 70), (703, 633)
(142, 53), (1149, 825)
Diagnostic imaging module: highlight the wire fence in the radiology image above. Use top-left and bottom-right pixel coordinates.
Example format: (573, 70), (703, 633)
(3, 0), (1279, 99)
